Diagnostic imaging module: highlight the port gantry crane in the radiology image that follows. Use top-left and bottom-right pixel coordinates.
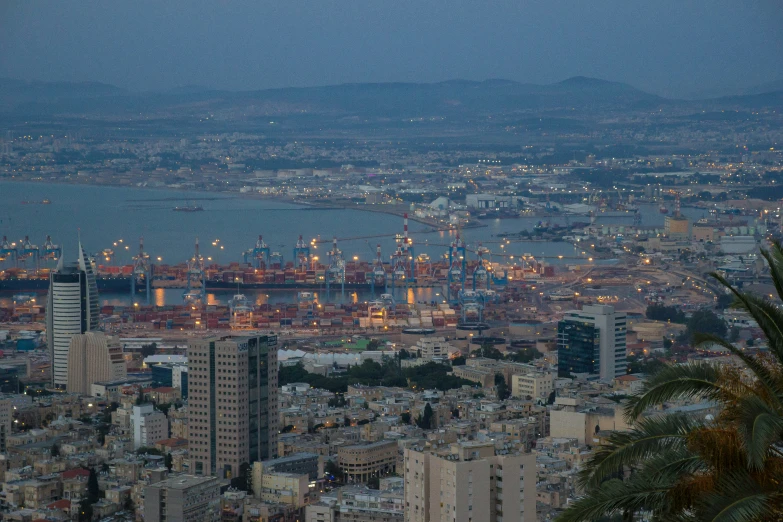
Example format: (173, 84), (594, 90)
(0, 236), (17, 266)
(370, 243), (388, 297)
(472, 243), (491, 292)
(131, 236), (151, 305)
(293, 235), (310, 273)
(390, 213), (416, 300)
(268, 250), (285, 271)
(184, 237), (206, 306)
(244, 235), (270, 268)
(17, 236), (39, 271)
(325, 237), (346, 302)
(40, 236), (61, 266)
(446, 234), (467, 304)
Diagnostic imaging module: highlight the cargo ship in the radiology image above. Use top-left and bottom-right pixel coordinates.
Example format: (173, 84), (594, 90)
(173, 204), (204, 212)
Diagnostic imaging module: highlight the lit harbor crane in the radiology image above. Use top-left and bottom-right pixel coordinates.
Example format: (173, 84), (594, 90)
(0, 237), (17, 266)
(325, 237), (346, 302)
(472, 243), (490, 292)
(184, 237), (206, 306)
(371, 243), (387, 297)
(446, 235), (466, 303)
(459, 289), (484, 325)
(40, 236), (61, 266)
(229, 294), (254, 330)
(17, 236), (39, 271)
(390, 243), (408, 298)
(131, 236), (151, 305)
(268, 251), (285, 270)
(244, 235), (270, 268)
(293, 235), (310, 273)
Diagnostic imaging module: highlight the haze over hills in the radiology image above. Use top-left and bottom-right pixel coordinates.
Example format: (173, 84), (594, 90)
(0, 76), (664, 118)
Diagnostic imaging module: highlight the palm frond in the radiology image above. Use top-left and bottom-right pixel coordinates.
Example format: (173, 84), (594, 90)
(698, 470), (783, 522)
(710, 271), (783, 365)
(556, 475), (675, 522)
(736, 394), (783, 470)
(578, 414), (696, 490)
(693, 332), (783, 411)
(625, 362), (723, 420)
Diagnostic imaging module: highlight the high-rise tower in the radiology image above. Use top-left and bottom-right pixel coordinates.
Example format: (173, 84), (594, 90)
(188, 334), (278, 479)
(46, 242), (100, 389)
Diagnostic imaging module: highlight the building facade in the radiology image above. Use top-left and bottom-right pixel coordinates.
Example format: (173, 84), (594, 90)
(404, 443), (536, 522)
(66, 331), (126, 395)
(144, 475), (220, 522)
(337, 441), (398, 483)
(558, 305), (626, 380)
(188, 334), (278, 479)
(46, 243), (99, 389)
(131, 404), (168, 449)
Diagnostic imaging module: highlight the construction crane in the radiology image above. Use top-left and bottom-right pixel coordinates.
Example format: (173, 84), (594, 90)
(244, 235), (270, 268)
(184, 237), (206, 306)
(131, 236), (151, 305)
(293, 235), (310, 273)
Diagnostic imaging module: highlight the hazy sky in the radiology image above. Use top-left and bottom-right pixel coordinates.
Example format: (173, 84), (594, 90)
(1, 0), (782, 97)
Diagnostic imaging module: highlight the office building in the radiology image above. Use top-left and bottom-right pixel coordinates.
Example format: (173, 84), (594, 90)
(337, 440), (398, 483)
(66, 332), (126, 395)
(558, 305), (626, 380)
(404, 442), (536, 522)
(46, 243), (99, 389)
(188, 334), (278, 479)
(131, 403), (168, 449)
(144, 475), (220, 522)
(151, 363), (188, 398)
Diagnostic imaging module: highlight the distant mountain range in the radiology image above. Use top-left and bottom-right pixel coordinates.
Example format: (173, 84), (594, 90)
(2, 76), (783, 118)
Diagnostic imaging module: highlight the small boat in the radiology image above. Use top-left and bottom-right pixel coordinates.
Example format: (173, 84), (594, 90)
(173, 201), (204, 212)
(659, 205), (669, 214)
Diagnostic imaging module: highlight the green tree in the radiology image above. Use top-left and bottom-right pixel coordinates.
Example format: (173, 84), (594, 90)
(556, 241), (783, 522)
(367, 476), (380, 489)
(50, 443), (60, 457)
(86, 467), (100, 503)
(164, 453), (173, 471)
(495, 373), (510, 400)
(140, 342), (158, 358)
(400, 412), (411, 425)
(398, 349), (411, 359)
(325, 460), (344, 482)
(451, 356), (466, 366)
(416, 403), (434, 430)
(506, 347), (544, 363)
(475, 343), (504, 360)
(729, 326), (740, 342)
(78, 499), (93, 522)
(367, 339), (381, 350)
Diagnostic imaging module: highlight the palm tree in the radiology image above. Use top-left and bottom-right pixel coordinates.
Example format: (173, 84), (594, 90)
(557, 242), (783, 522)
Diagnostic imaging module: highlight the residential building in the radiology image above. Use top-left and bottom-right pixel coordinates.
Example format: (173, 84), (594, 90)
(511, 372), (554, 399)
(46, 243), (99, 389)
(0, 397), (12, 452)
(404, 442), (536, 522)
(252, 470), (310, 508)
(252, 452), (320, 481)
(306, 484), (405, 522)
(188, 334), (278, 479)
(131, 404), (168, 449)
(66, 331), (126, 395)
(337, 440), (397, 483)
(414, 337), (456, 362)
(144, 475), (220, 522)
(558, 305), (627, 380)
